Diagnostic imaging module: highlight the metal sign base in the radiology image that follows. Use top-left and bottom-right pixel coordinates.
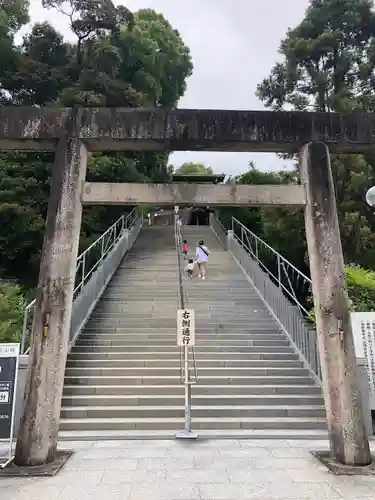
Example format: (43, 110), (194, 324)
(175, 430), (199, 440)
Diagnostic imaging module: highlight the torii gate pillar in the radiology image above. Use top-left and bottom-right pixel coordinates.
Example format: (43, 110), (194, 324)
(15, 137), (88, 466)
(300, 142), (371, 466)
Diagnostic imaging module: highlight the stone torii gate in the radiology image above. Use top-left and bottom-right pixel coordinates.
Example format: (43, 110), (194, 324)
(1, 107), (373, 467)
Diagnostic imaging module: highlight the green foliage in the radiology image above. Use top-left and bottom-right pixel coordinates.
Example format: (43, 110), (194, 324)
(257, 0), (375, 112)
(0, 0), (29, 102)
(345, 264), (375, 312)
(174, 163), (214, 175)
(0, 284), (26, 343)
(0, 2), (193, 289)
(307, 265), (375, 325)
(250, 0), (375, 279)
(118, 9), (193, 107)
(220, 160), (375, 312)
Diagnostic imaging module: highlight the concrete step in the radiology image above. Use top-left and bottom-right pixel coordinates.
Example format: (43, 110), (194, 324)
(64, 375), (315, 386)
(100, 291), (262, 297)
(71, 345), (295, 353)
(67, 351), (300, 361)
(95, 304), (271, 311)
(66, 358), (304, 368)
(83, 326), (281, 333)
(58, 428), (329, 440)
(59, 416), (327, 431)
(63, 384), (321, 396)
(92, 310), (273, 317)
(79, 333), (285, 341)
(86, 321), (278, 329)
(74, 339), (290, 347)
(60, 405), (326, 419)
(61, 394), (324, 406)
(88, 314), (273, 320)
(64, 367), (310, 377)
(101, 291), (263, 297)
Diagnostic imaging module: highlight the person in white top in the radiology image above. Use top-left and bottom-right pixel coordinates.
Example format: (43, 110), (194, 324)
(195, 240), (210, 280)
(185, 259), (195, 279)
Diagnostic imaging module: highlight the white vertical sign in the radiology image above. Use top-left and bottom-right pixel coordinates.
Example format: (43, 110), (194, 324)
(177, 309), (195, 346)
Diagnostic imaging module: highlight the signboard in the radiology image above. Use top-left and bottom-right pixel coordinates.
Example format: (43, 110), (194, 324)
(351, 313), (375, 410)
(177, 309), (195, 346)
(0, 343), (19, 466)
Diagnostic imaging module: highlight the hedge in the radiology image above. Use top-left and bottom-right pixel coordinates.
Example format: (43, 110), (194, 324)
(308, 264), (375, 324)
(345, 264), (375, 312)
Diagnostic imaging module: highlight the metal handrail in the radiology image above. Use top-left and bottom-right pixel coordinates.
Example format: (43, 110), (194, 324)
(20, 208), (139, 354)
(212, 214), (320, 380)
(231, 217), (312, 316)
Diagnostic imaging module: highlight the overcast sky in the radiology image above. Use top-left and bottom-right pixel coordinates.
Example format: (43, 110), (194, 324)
(22, 0), (311, 175)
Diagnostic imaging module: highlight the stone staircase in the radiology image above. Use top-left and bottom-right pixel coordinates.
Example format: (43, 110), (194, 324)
(60, 225), (326, 439)
(180, 226), (326, 437)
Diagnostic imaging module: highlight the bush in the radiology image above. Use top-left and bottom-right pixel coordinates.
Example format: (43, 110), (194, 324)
(345, 264), (375, 312)
(308, 264), (375, 324)
(0, 284), (27, 343)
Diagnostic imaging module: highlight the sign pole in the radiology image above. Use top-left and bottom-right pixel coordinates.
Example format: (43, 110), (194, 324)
(175, 309), (198, 440)
(0, 343), (20, 468)
(184, 344), (192, 432)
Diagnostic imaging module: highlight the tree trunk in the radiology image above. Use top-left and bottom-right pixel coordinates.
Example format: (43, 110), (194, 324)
(299, 141), (371, 466)
(14, 137), (88, 466)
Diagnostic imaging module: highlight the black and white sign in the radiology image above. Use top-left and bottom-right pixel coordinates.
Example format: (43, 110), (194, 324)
(177, 309), (195, 346)
(0, 344), (19, 442)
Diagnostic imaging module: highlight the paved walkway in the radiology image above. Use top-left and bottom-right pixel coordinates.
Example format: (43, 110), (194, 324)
(1, 439), (375, 499)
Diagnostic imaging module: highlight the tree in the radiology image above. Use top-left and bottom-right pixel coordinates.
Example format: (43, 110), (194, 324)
(117, 9), (193, 107)
(0, 0), (29, 103)
(255, 0), (375, 273)
(0, 3), (193, 289)
(0, 153), (50, 287)
(174, 162), (214, 175)
(1, 22), (72, 105)
(0, 0), (29, 33)
(257, 0), (375, 112)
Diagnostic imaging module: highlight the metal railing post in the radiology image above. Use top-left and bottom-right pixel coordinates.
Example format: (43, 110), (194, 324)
(81, 254), (86, 291)
(277, 255), (281, 288)
(21, 307), (29, 354)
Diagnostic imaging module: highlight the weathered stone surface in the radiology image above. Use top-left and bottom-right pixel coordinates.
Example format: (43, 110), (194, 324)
(78, 108), (375, 152)
(300, 141), (371, 466)
(0, 107), (69, 150)
(1, 107), (375, 152)
(82, 182), (306, 206)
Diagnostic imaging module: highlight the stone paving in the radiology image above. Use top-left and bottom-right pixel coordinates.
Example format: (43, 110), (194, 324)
(1, 439), (375, 499)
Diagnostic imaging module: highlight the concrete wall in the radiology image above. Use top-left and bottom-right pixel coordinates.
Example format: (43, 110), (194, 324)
(83, 183), (306, 207)
(150, 208), (193, 226)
